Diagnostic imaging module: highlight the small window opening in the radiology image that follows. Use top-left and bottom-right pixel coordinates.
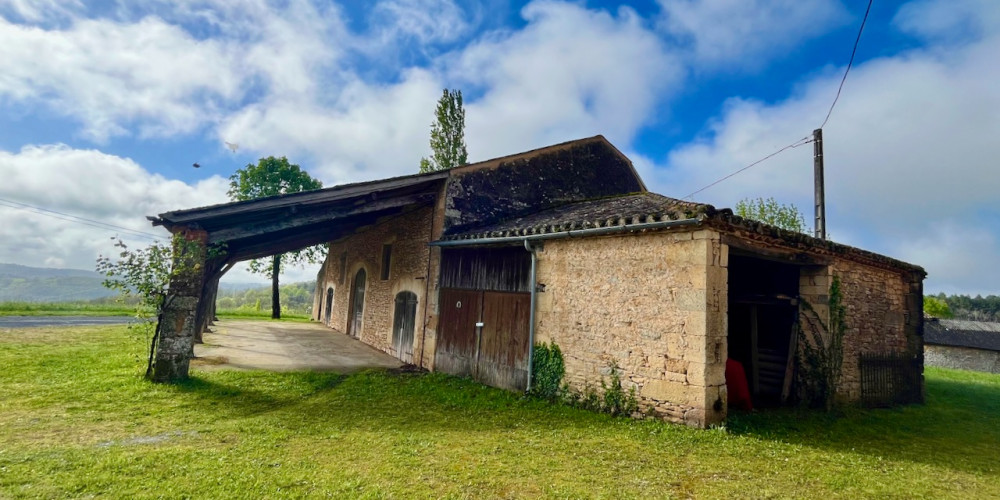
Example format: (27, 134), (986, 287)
(381, 244), (392, 280)
(339, 252), (347, 284)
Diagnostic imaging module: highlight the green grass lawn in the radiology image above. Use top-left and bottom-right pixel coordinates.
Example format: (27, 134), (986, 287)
(1, 325), (997, 499)
(0, 301), (135, 316)
(0, 301), (310, 320)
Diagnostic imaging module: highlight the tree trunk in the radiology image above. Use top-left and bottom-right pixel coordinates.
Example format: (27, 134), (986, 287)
(272, 253), (281, 319)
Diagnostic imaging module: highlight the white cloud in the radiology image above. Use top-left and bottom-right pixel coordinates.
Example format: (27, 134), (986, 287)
(219, 67), (443, 185)
(0, 144), (227, 270)
(0, 0), (81, 23)
(223, 1), (685, 182)
(0, 0), (347, 142)
(650, 1), (1000, 294)
(0, 143), (321, 283)
(455, 1), (683, 159)
(894, 0), (1000, 41)
(368, 0), (471, 46)
(893, 222), (1000, 296)
(0, 15), (244, 141)
(656, 0), (849, 69)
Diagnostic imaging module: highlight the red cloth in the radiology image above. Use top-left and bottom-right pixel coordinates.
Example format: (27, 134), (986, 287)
(726, 358), (753, 411)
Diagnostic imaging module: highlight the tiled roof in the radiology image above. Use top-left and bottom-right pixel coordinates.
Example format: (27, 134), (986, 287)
(925, 318), (1000, 351)
(442, 192), (717, 240)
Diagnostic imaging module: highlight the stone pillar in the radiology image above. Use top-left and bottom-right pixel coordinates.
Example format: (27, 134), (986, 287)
(679, 231), (728, 428)
(798, 264), (832, 401)
(639, 230), (728, 429)
(152, 229), (208, 383)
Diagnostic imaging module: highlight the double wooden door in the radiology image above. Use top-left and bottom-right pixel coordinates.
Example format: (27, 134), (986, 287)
(436, 288), (531, 391)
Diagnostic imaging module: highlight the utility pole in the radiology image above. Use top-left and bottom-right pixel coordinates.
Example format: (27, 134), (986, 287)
(813, 128), (826, 240)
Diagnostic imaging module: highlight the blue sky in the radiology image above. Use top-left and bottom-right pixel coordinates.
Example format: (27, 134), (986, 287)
(0, 0), (997, 294)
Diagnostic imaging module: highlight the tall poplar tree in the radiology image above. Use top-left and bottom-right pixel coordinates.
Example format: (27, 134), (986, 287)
(228, 156), (323, 319)
(419, 89), (468, 173)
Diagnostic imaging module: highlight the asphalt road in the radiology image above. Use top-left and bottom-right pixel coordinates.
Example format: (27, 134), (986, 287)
(0, 316), (140, 328)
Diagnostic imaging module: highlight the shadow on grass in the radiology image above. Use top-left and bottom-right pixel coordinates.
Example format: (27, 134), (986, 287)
(726, 374), (1000, 475)
(169, 368), (612, 435)
(169, 371), (347, 419)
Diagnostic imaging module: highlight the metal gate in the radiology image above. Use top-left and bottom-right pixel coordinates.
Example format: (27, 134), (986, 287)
(436, 288), (531, 391)
(860, 352), (922, 407)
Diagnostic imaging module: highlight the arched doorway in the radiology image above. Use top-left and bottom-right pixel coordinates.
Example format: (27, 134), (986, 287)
(347, 269), (366, 338)
(392, 291), (418, 363)
(324, 287), (334, 325)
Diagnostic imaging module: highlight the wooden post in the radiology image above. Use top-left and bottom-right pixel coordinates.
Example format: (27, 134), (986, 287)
(271, 253), (281, 319)
(813, 128), (826, 240)
(750, 305), (759, 395)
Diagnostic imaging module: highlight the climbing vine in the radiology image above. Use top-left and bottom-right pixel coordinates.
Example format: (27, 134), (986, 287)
(529, 342), (565, 400)
(796, 275), (847, 410)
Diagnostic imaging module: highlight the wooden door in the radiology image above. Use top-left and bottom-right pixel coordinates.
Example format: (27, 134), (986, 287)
(392, 291), (418, 363)
(435, 288), (482, 377)
(435, 288), (531, 391)
(348, 269), (366, 337)
(324, 287), (333, 325)
(478, 291), (531, 391)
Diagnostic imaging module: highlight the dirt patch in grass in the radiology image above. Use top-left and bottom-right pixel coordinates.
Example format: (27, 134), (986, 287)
(191, 356), (229, 366)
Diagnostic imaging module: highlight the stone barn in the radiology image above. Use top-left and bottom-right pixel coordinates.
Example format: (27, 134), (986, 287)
(924, 318), (1000, 373)
(152, 135), (925, 428)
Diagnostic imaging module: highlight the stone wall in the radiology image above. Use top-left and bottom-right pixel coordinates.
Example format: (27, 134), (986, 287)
(314, 206), (434, 361)
(831, 259), (920, 402)
(925, 344), (1000, 373)
(534, 229), (727, 428)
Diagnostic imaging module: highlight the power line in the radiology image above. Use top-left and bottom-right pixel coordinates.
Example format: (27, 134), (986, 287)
(820, 0), (873, 129)
(0, 197), (166, 241)
(681, 136), (813, 200)
(680, 2), (874, 200)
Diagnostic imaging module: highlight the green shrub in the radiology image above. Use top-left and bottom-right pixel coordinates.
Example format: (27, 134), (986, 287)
(529, 342), (565, 400)
(559, 360), (639, 418)
(601, 363), (639, 417)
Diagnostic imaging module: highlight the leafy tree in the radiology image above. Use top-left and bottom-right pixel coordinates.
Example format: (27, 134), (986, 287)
(228, 156), (323, 319)
(930, 293), (999, 321)
(419, 89), (468, 173)
(923, 296), (954, 318)
(734, 197), (807, 233)
(96, 235), (191, 378)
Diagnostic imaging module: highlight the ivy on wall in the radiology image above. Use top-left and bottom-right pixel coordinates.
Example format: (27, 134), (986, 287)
(796, 275), (847, 410)
(529, 342), (565, 400)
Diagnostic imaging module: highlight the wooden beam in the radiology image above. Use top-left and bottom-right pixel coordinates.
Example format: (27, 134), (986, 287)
(206, 194), (434, 244)
(721, 234), (829, 265)
(158, 175), (446, 224)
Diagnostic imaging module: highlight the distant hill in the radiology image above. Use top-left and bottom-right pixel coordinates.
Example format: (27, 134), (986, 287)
(0, 263), (275, 303)
(0, 263), (113, 302)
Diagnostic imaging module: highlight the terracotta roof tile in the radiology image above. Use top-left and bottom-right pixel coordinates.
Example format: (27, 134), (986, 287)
(442, 192), (716, 240)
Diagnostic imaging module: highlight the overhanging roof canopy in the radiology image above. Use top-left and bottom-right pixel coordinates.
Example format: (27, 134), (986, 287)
(150, 171), (447, 262)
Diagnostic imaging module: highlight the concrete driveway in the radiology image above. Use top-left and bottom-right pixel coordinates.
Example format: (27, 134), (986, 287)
(192, 319), (403, 373)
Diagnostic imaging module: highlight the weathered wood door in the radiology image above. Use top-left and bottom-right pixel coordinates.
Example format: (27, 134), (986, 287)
(478, 291), (531, 391)
(324, 287), (333, 325)
(436, 288), (531, 391)
(392, 291), (418, 363)
(348, 269), (366, 337)
(436, 288), (482, 377)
